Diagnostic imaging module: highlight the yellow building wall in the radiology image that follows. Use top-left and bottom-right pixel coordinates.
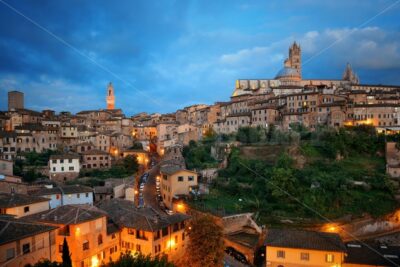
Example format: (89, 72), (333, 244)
(266, 246), (344, 267)
(5, 200), (49, 218)
(120, 224), (187, 262)
(0, 230), (56, 267)
(54, 217), (117, 267)
(160, 170), (197, 209)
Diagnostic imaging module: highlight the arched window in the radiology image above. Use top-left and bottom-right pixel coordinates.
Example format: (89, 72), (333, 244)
(98, 234), (103, 245)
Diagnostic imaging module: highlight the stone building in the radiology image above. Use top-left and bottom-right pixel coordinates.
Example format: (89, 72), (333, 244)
(265, 228), (346, 267)
(0, 215), (57, 267)
(97, 198), (190, 262)
(8, 91), (24, 111)
(160, 165), (198, 210)
(81, 149), (111, 170)
(49, 154), (80, 183)
(26, 205), (119, 267)
(0, 192), (50, 218)
(32, 184), (93, 209)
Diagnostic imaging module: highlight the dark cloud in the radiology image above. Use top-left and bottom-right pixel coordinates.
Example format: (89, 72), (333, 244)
(0, 0), (399, 115)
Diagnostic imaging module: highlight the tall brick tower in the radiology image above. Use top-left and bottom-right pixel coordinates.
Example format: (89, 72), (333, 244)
(106, 82), (115, 110)
(288, 42), (301, 78)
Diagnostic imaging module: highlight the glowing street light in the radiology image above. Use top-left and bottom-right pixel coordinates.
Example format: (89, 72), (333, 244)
(91, 256), (99, 267)
(166, 238), (175, 249)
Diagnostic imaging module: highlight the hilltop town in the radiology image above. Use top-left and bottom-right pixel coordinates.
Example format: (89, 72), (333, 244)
(1, 43), (400, 267)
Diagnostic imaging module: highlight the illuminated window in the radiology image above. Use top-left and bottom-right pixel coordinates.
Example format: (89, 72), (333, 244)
(326, 254), (334, 263)
(277, 250), (285, 258)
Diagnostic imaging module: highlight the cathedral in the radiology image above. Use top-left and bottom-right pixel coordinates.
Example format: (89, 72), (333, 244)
(232, 42), (359, 97)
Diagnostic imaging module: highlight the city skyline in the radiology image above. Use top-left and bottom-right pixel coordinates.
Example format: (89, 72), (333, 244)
(0, 0), (399, 115)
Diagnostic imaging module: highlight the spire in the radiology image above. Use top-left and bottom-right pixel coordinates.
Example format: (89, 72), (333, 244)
(342, 63), (359, 84)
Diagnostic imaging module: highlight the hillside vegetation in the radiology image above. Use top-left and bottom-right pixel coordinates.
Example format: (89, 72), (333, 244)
(188, 125), (400, 224)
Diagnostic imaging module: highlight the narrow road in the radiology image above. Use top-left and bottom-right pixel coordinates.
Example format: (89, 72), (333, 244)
(143, 163), (164, 212)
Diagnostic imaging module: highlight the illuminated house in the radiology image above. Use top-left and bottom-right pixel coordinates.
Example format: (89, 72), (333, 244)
(0, 215), (58, 267)
(97, 198), (190, 262)
(32, 184), (93, 209)
(160, 165), (198, 210)
(49, 154), (80, 183)
(0, 192), (50, 218)
(265, 228), (346, 267)
(26, 204), (119, 267)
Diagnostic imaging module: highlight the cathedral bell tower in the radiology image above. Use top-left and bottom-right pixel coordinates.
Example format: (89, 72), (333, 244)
(106, 82), (115, 110)
(289, 42), (301, 78)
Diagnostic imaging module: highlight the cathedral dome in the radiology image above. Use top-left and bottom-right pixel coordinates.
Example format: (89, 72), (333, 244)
(275, 67), (301, 80)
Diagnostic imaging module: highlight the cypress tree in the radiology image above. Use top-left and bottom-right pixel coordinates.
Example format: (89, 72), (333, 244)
(62, 237), (72, 267)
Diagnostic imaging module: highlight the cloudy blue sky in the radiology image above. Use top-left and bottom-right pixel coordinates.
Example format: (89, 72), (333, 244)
(0, 0), (399, 115)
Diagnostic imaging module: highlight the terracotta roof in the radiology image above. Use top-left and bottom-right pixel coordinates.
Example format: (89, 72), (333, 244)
(226, 231), (260, 249)
(96, 199), (190, 231)
(123, 149), (148, 154)
(0, 193), (49, 208)
(160, 165), (196, 175)
(81, 149), (109, 155)
(93, 186), (113, 194)
(265, 228), (346, 252)
(26, 204), (105, 225)
(226, 112), (251, 118)
(345, 242), (400, 266)
(354, 103), (400, 108)
(355, 84), (400, 88)
(49, 153), (80, 160)
(0, 215), (58, 245)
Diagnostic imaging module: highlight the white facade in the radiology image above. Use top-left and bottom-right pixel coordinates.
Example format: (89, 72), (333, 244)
(42, 191), (93, 209)
(49, 157), (80, 174)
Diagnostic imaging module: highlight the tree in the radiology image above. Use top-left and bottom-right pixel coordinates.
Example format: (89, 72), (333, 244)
(123, 155), (139, 173)
(33, 260), (61, 267)
(269, 167), (297, 200)
(108, 252), (174, 267)
(180, 214), (224, 267)
(266, 124), (276, 142)
(130, 142), (143, 150)
(62, 237), (72, 267)
(203, 126), (216, 139)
